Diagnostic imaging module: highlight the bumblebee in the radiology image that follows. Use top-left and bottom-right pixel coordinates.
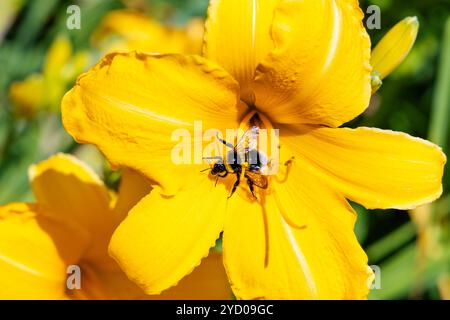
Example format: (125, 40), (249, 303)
(204, 126), (269, 199)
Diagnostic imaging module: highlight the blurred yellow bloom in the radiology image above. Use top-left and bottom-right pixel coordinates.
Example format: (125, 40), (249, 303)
(371, 16), (419, 93)
(9, 74), (45, 118)
(438, 275), (450, 300)
(92, 10), (204, 55)
(0, 154), (231, 299)
(9, 36), (89, 118)
(9, 11), (204, 119)
(62, 0), (446, 299)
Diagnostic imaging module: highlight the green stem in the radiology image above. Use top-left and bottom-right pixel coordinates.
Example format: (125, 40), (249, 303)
(0, 116), (19, 166)
(428, 17), (450, 151)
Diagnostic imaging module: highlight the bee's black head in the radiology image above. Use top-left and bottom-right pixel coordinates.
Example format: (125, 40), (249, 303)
(211, 163), (226, 175)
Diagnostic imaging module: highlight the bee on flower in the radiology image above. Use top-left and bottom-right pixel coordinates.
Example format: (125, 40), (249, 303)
(61, 0), (446, 300)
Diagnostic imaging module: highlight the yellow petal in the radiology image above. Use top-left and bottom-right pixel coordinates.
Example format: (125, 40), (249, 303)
(29, 153), (116, 267)
(9, 74), (45, 118)
(203, 0), (278, 104)
(62, 52), (243, 195)
(109, 174), (229, 295)
(75, 253), (231, 300)
(185, 18), (205, 55)
(281, 125), (446, 210)
(371, 16), (419, 80)
(223, 161), (370, 299)
(253, 0), (372, 126)
(0, 203), (89, 299)
(149, 253), (231, 300)
(113, 168), (152, 219)
(69, 262), (145, 300)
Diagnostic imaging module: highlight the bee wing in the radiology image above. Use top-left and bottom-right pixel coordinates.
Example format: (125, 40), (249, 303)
(245, 171), (269, 189)
(203, 156), (223, 165)
(235, 126), (259, 163)
(236, 126), (259, 151)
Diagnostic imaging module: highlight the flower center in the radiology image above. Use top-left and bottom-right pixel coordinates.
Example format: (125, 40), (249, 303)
(239, 109), (274, 132)
(205, 110), (279, 200)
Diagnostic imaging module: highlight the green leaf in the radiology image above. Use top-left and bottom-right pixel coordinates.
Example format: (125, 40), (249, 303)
(0, 113), (73, 204)
(14, 0), (60, 46)
(366, 221), (416, 264)
(428, 16), (450, 192)
(369, 243), (416, 300)
(352, 202), (369, 244)
(428, 17), (450, 150)
(369, 243), (450, 299)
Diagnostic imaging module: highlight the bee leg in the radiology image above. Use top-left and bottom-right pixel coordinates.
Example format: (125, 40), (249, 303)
(228, 174), (240, 199)
(218, 171), (228, 178)
(247, 179), (257, 199)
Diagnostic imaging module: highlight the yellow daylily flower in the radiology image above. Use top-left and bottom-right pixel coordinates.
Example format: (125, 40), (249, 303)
(371, 16), (419, 92)
(61, 0), (446, 299)
(9, 35), (89, 118)
(92, 10), (204, 55)
(0, 154), (231, 299)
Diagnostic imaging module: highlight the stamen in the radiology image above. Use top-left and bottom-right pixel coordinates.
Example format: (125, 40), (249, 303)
(274, 156), (295, 184)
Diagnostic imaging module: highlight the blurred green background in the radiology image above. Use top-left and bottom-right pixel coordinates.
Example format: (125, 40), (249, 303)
(0, 0), (449, 300)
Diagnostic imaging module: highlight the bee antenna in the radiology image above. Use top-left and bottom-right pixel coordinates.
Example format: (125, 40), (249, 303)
(200, 168), (211, 172)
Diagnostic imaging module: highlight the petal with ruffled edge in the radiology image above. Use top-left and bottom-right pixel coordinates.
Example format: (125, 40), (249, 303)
(109, 174), (230, 295)
(254, 0), (372, 126)
(223, 156), (371, 299)
(29, 153), (115, 267)
(281, 125), (446, 210)
(62, 52), (243, 195)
